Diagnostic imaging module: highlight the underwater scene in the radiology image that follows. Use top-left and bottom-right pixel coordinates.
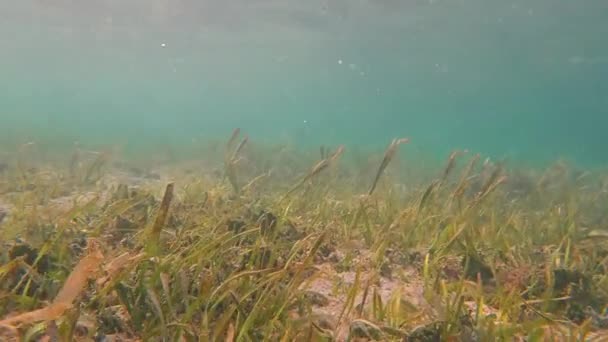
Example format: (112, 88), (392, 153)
(1, 1), (608, 341)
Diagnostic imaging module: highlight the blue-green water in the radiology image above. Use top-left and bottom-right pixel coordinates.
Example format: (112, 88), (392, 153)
(1, 1), (607, 166)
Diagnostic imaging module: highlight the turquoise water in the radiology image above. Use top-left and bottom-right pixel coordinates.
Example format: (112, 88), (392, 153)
(1, 1), (607, 166)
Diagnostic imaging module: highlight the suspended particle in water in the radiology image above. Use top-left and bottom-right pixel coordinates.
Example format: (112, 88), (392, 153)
(320, 3), (328, 15)
(338, 59), (343, 65)
(434, 63), (449, 73)
(161, 43), (167, 48)
(569, 56), (584, 65)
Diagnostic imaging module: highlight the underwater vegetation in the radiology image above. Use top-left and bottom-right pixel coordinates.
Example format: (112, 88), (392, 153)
(1, 132), (608, 341)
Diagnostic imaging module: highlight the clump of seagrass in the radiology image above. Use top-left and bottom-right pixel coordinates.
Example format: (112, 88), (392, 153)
(65, 145), (111, 185)
(280, 145), (345, 202)
(440, 151), (461, 186)
(224, 128), (249, 194)
(348, 138), (409, 236)
(368, 138), (409, 196)
(148, 182), (175, 254)
(83, 150), (110, 184)
(68, 144), (81, 179)
(448, 153), (480, 210)
(14, 142), (36, 189)
(418, 150), (464, 215)
(465, 161), (507, 211)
